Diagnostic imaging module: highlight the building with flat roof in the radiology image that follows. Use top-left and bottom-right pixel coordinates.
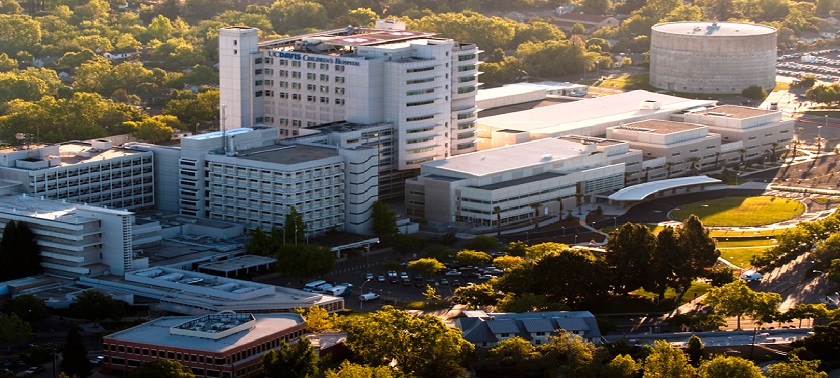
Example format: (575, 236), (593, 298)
(405, 137), (640, 224)
(136, 126), (377, 235)
(101, 311), (306, 378)
(683, 105), (794, 163)
(0, 194), (157, 277)
(81, 266), (344, 315)
(607, 120), (723, 179)
(0, 140), (154, 211)
(475, 90), (716, 150)
(219, 19), (481, 170)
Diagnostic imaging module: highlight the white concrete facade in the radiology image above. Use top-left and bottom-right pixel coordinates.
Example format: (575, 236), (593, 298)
(218, 20), (481, 171)
(0, 194), (154, 277)
(169, 127), (377, 235)
(405, 138), (639, 225)
(650, 22), (777, 94)
(0, 141), (155, 211)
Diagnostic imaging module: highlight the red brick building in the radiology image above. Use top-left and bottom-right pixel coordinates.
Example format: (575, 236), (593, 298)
(101, 311), (305, 378)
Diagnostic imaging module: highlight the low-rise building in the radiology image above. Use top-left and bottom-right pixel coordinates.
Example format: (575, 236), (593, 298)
(101, 311), (306, 378)
(0, 194), (156, 277)
(456, 310), (602, 348)
(553, 13), (620, 33)
(405, 137), (639, 225)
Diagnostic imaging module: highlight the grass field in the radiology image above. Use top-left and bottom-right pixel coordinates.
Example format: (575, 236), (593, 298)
(709, 228), (787, 238)
(716, 238), (777, 248)
(670, 196), (805, 227)
(719, 247), (767, 268)
(597, 74), (657, 91)
(628, 281), (713, 311)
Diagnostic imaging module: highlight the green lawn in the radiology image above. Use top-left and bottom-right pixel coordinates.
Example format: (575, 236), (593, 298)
(719, 247), (767, 269)
(670, 196), (805, 227)
(716, 238), (778, 248)
(620, 281), (713, 312)
(709, 228), (787, 238)
(597, 73), (657, 91)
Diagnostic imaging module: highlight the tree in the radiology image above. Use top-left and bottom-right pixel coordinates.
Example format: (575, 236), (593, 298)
(581, 0), (612, 14)
(0, 220), (42, 281)
(406, 258), (445, 277)
(338, 306), (473, 376)
(454, 250), (492, 266)
(1, 294), (50, 326)
(766, 355), (827, 378)
(643, 340), (695, 378)
(703, 280), (781, 330)
(707, 266), (736, 287)
(493, 206), (502, 235)
(262, 338), (319, 378)
(686, 335), (704, 366)
(147, 15), (174, 41)
(275, 243), (335, 278)
(493, 255), (524, 271)
(742, 85), (768, 100)
(540, 331), (598, 377)
(68, 290), (125, 322)
(303, 305), (333, 333)
(128, 360), (195, 378)
(0, 53), (17, 71)
(485, 337), (540, 376)
(268, 0), (329, 34)
(464, 235), (500, 252)
(0, 15), (41, 56)
(674, 215), (720, 296)
(371, 201), (398, 237)
(61, 325), (91, 378)
(0, 314), (31, 352)
(284, 206), (306, 244)
(697, 355), (762, 378)
(570, 23), (587, 35)
(800, 320), (840, 364)
(602, 354), (641, 378)
(607, 223), (656, 295)
(423, 285), (441, 301)
(130, 117), (174, 143)
(324, 361), (400, 378)
(452, 282), (499, 308)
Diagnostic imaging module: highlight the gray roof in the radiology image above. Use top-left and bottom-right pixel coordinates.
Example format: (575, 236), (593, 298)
(556, 317), (590, 332)
(486, 319), (520, 334)
(455, 310), (602, 346)
(521, 318), (554, 333)
(103, 313), (304, 353)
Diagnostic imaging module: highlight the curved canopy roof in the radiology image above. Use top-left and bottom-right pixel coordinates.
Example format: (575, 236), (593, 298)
(608, 176), (721, 201)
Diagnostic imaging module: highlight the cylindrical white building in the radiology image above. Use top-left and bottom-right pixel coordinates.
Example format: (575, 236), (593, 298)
(649, 21), (776, 94)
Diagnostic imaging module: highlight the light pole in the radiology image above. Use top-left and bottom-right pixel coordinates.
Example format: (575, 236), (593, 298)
(359, 278), (371, 311)
(574, 234), (578, 245)
(613, 217), (618, 228)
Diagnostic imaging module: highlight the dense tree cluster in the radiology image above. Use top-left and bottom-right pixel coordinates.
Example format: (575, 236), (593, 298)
(0, 220), (42, 281)
(752, 210), (840, 269)
(607, 215), (720, 300)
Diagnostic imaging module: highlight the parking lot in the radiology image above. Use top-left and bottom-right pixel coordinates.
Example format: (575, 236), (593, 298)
(777, 48), (840, 82)
(258, 250), (506, 312)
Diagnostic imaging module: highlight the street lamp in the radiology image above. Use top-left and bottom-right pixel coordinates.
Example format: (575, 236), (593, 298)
(613, 217), (618, 228)
(359, 278), (371, 311)
(574, 234), (578, 245)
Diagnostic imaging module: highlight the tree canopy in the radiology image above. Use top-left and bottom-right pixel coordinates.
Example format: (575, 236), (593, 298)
(338, 306), (473, 376)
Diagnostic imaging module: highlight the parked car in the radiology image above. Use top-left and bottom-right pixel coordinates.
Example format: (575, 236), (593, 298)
(440, 278), (450, 286)
(89, 356), (105, 365)
(377, 275), (386, 282)
(389, 277), (399, 284)
(364, 272), (374, 280)
(401, 278), (412, 286)
(445, 270), (462, 276)
(399, 271), (409, 279)
(451, 279), (462, 287)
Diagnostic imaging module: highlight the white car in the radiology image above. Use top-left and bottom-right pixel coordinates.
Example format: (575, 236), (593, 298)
(445, 270), (462, 276)
(359, 292), (380, 302)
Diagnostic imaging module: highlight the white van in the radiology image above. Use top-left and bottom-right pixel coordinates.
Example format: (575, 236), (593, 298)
(328, 286), (351, 297)
(359, 292), (380, 302)
(740, 270), (762, 282)
(303, 280), (328, 292)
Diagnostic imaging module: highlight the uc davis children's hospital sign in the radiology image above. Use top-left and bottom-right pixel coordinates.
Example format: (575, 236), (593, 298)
(266, 51), (361, 66)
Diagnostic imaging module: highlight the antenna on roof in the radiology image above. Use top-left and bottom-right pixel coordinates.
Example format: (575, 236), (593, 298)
(221, 104), (227, 154)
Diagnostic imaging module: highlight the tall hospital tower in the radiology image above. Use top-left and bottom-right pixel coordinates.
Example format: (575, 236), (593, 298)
(218, 20), (482, 171)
